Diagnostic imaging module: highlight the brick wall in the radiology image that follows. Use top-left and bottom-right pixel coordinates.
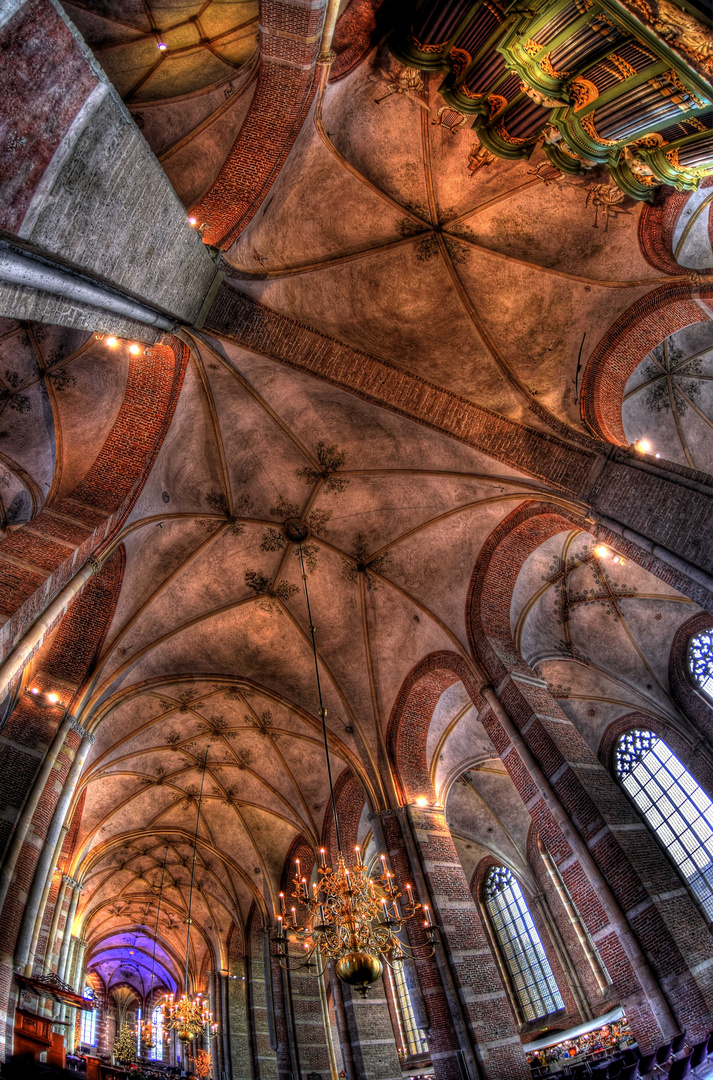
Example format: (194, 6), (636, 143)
(0, 337), (187, 666)
(228, 926), (252, 1080)
(468, 508), (713, 1045)
(407, 806), (530, 1080)
(668, 614), (713, 743)
(1, 0), (217, 321)
(0, 550), (123, 1058)
(580, 284), (713, 446)
(191, 0), (328, 247)
(281, 837), (332, 1080)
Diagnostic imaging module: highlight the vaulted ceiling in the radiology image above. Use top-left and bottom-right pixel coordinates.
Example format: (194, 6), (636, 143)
(19, 0), (712, 997)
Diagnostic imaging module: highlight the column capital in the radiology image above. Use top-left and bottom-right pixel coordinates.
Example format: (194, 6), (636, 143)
(67, 715), (95, 743)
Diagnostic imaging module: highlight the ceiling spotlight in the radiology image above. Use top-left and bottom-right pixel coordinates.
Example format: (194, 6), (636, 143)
(594, 545), (608, 558)
(47, 693), (58, 703)
(129, 344), (141, 355)
(415, 797), (428, 807)
(188, 217), (197, 226)
(106, 336), (118, 348)
(635, 438), (652, 454)
(30, 687), (39, 695)
(158, 41), (167, 50)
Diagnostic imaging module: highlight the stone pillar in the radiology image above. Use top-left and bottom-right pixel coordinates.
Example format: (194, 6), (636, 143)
(248, 913), (280, 1080)
(327, 965), (354, 1080)
(376, 807), (530, 1080)
(481, 678), (703, 1047)
(284, 942), (332, 1080)
(66, 938), (88, 1054)
(228, 962), (254, 1080)
(43, 874), (71, 973)
(222, 971), (234, 1080)
(15, 728), (93, 973)
(209, 970), (224, 1079)
(340, 974), (402, 1080)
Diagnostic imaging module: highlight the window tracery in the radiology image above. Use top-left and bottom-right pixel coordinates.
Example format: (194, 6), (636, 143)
(689, 629), (713, 700)
(615, 728), (713, 921)
(80, 986), (96, 1047)
(484, 865), (564, 1021)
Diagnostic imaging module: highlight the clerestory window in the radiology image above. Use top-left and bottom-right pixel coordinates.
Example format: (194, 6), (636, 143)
(616, 728), (713, 922)
(689, 630), (713, 702)
(80, 987), (96, 1046)
(484, 865), (564, 1021)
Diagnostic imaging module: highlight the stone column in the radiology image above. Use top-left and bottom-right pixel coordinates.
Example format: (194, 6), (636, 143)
(15, 724), (93, 973)
(43, 874), (71, 973)
(339, 974), (402, 1080)
(222, 971), (234, 1080)
(375, 806), (530, 1080)
(208, 971), (221, 1077)
(480, 680), (692, 1047)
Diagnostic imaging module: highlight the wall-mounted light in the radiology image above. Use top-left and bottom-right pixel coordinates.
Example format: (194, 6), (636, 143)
(106, 337), (118, 348)
(27, 687), (63, 708)
(129, 344), (141, 355)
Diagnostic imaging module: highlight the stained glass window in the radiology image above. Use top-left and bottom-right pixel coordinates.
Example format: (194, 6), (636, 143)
(386, 961), (428, 1058)
(151, 1004), (164, 1061)
(80, 987), (96, 1046)
(616, 729), (713, 922)
(689, 630), (713, 701)
(484, 865), (564, 1021)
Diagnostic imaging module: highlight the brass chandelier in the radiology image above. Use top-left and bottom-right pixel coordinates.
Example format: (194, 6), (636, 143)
(274, 530), (436, 996)
(163, 748), (218, 1045)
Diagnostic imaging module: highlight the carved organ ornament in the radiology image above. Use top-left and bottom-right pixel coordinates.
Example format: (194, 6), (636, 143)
(392, 0), (713, 198)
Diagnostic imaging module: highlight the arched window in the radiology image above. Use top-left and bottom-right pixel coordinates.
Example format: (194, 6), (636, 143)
(616, 729), (713, 921)
(80, 986), (96, 1047)
(151, 1004), (164, 1061)
(484, 865), (564, 1021)
(689, 630), (713, 701)
(385, 961), (428, 1058)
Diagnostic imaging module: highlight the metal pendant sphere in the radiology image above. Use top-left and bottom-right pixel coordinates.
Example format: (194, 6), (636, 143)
(335, 951), (383, 996)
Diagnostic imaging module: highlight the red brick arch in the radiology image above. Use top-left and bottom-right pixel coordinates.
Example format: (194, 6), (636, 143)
(466, 501), (587, 681)
(638, 180), (713, 275)
(668, 613), (713, 744)
(386, 651), (483, 805)
(320, 768), (366, 861)
(580, 284), (713, 445)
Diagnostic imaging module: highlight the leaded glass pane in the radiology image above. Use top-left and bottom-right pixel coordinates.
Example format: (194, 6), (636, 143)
(690, 630), (713, 701)
(484, 865), (565, 1022)
(615, 729), (713, 923)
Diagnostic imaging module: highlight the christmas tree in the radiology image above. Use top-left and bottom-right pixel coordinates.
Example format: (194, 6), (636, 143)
(196, 1048), (213, 1078)
(113, 1021), (138, 1064)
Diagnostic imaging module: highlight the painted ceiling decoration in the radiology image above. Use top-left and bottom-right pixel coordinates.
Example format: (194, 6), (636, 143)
(392, 0), (713, 197)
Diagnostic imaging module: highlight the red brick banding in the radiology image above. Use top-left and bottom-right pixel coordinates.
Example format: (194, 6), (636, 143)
(386, 652), (483, 806)
(191, 0), (328, 248)
(0, 0), (98, 234)
(580, 284), (713, 445)
(329, 0), (388, 82)
(638, 180), (713, 275)
(0, 337), (187, 662)
(321, 768), (365, 862)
